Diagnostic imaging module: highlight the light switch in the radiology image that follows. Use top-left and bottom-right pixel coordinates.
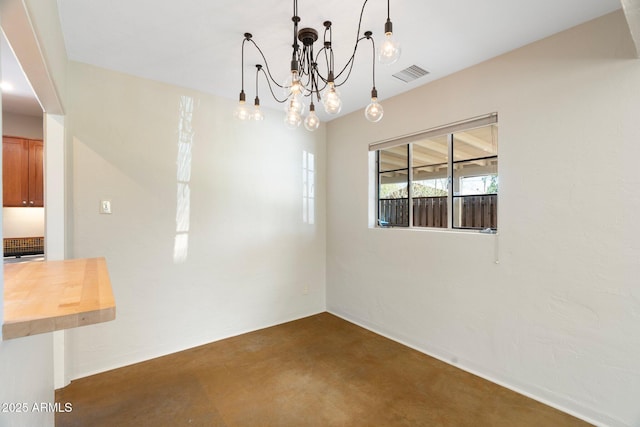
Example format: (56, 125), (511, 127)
(100, 200), (112, 214)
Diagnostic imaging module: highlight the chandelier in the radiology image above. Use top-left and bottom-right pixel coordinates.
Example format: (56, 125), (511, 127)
(234, 0), (401, 131)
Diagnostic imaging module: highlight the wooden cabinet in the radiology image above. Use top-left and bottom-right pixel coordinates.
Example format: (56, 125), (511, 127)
(3, 136), (44, 207)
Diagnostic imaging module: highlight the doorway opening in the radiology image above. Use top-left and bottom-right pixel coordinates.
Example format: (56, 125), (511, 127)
(1, 32), (45, 264)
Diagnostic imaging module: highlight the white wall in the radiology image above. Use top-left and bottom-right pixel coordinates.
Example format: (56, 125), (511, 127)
(2, 112), (43, 139)
(65, 62), (327, 378)
(44, 113), (65, 260)
(3, 207), (44, 238)
(0, 335), (54, 427)
(326, 11), (640, 427)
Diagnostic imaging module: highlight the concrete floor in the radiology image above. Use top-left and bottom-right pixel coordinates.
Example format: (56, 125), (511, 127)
(56, 312), (589, 426)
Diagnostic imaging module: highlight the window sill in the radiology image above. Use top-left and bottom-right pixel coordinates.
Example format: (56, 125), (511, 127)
(372, 225), (499, 236)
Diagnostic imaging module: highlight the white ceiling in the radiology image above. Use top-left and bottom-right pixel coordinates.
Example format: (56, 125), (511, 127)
(1, 32), (42, 117)
(6, 1), (625, 121)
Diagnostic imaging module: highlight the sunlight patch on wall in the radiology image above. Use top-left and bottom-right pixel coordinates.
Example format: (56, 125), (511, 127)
(302, 150), (315, 225)
(174, 96), (195, 263)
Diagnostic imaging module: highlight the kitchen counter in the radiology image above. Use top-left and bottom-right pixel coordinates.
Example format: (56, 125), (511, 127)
(3, 257), (116, 340)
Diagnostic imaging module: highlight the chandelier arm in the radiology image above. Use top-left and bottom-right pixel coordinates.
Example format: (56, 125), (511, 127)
(333, 0), (369, 83)
(259, 68), (289, 103)
(306, 69), (316, 100)
(330, 45), (335, 81)
(303, 68), (318, 98)
(306, 61), (329, 92)
(335, 36), (367, 87)
(299, 45), (310, 78)
(306, 45), (314, 77)
(291, 0), (303, 73)
(316, 79), (329, 92)
(311, 69), (323, 103)
(319, 24), (336, 83)
(292, 4), (299, 59)
(334, 53), (356, 84)
(301, 71), (313, 95)
(297, 46), (313, 91)
(302, 66), (311, 84)
(321, 43), (331, 82)
(309, 53), (330, 89)
(369, 36), (376, 88)
(356, 0), (370, 47)
(255, 65), (260, 97)
(307, 70), (314, 98)
(311, 46), (329, 83)
(241, 38), (248, 92)
(247, 39), (286, 89)
(327, 26), (334, 78)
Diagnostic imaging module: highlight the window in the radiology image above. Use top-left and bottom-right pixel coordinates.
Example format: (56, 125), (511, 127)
(372, 114), (498, 231)
(378, 145), (409, 227)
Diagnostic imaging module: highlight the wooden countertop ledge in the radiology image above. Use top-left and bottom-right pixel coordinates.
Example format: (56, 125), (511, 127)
(3, 257), (115, 340)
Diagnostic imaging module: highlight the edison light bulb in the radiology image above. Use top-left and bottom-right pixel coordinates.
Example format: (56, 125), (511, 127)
(284, 110), (302, 129)
(284, 71), (302, 97)
(252, 105), (264, 121)
(285, 95), (305, 115)
(304, 107), (320, 131)
(365, 98), (383, 122)
(234, 100), (251, 121)
(378, 32), (401, 65)
(251, 96), (264, 121)
(323, 83), (342, 115)
(290, 72), (302, 95)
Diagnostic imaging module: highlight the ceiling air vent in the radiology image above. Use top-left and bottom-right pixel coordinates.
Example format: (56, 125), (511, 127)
(392, 65), (429, 83)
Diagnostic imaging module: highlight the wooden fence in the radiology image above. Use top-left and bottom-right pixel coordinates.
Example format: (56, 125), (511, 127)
(413, 196), (448, 228)
(379, 194), (497, 229)
(379, 198), (410, 227)
(456, 194), (497, 229)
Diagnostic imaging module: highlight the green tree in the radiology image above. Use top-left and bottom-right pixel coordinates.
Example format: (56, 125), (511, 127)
(487, 175), (498, 194)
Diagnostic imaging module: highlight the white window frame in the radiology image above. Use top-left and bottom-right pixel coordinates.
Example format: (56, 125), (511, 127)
(370, 113), (498, 232)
